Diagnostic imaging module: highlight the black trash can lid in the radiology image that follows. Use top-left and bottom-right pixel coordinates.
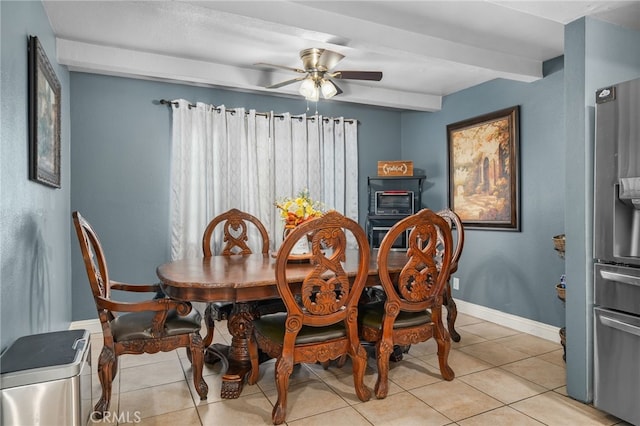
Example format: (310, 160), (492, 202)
(0, 329), (90, 389)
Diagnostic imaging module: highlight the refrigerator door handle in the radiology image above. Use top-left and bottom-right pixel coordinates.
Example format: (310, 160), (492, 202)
(599, 314), (640, 337)
(600, 270), (640, 287)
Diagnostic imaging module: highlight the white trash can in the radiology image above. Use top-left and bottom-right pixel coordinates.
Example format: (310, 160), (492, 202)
(1, 329), (92, 426)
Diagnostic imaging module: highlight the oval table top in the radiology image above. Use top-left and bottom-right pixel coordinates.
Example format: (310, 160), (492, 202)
(157, 249), (407, 303)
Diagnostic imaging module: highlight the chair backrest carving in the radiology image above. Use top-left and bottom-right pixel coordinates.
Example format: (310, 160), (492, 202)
(202, 208), (269, 256)
(275, 211), (370, 328)
(377, 208), (453, 311)
(73, 211), (112, 312)
(436, 208), (465, 274)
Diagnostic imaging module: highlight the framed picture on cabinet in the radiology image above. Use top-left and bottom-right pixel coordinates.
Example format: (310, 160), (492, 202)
(28, 35), (61, 188)
(447, 106), (520, 230)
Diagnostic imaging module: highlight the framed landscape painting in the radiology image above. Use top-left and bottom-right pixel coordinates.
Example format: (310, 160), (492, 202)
(447, 106), (520, 230)
(28, 35), (61, 188)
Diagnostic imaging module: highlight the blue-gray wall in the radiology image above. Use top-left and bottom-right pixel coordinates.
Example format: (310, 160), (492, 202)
(69, 73), (402, 320)
(563, 17), (640, 402)
(401, 58), (567, 329)
(0, 1), (72, 350)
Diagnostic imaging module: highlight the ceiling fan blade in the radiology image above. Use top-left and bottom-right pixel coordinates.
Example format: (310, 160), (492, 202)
(316, 49), (345, 71)
(331, 71), (383, 81)
(267, 76), (306, 89)
(330, 80), (343, 95)
(254, 62), (306, 74)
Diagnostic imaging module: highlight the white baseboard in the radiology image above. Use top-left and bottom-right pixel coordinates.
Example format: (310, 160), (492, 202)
(69, 300), (561, 343)
(454, 299), (561, 343)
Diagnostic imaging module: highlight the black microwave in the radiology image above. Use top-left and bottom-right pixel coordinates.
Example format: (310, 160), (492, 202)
(374, 191), (414, 215)
(371, 226), (409, 251)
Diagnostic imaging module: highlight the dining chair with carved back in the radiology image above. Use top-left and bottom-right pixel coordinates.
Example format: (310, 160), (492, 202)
(72, 211), (207, 418)
(246, 211), (372, 424)
(436, 208), (465, 342)
(201, 208), (285, 350)
(358, 208), (455, 399)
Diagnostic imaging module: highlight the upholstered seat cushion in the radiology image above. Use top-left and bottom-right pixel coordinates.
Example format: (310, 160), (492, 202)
(253, 313), (347, 345)
(111, 309), (202, 342)
(358, 302), (431, 329)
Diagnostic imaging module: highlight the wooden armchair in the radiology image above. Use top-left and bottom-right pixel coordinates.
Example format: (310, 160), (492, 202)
(72, 212), (208, 418)
(246, 211), (372, 424)
(359, 208), (454, 399)
(437, 208), (465, 342)
(201, 208), (284, 354)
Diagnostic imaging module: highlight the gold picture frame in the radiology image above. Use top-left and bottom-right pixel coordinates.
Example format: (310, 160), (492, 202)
(447, 106), (520, 230)
(28, 35), (61, 188)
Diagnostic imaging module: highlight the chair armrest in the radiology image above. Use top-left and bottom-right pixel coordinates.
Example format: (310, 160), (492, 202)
(96, 297), (194, 336)
(110, 281), (161, 293)
(96, 296), (192, 315)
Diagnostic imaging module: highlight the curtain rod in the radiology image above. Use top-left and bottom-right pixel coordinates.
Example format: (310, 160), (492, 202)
(158, 99), (356, 124)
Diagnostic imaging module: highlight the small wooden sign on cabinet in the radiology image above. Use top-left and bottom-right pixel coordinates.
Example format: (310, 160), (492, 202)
(377, 160), (413, 176)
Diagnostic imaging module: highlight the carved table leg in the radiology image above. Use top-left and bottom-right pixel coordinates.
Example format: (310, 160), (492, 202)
(218, 302), (258, 399)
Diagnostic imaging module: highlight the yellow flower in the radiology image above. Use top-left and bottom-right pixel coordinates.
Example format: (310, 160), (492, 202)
(275, 188), (324, 226)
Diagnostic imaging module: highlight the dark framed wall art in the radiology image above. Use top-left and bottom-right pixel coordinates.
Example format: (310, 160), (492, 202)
(28, 35), (61, 188)
(447, 106), (520, 230)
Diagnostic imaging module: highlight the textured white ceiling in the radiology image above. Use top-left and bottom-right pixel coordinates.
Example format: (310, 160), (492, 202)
(43, 1), (640, 111)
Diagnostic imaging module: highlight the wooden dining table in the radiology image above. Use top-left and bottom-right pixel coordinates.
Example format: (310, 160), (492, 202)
(157, 249), (407, 399)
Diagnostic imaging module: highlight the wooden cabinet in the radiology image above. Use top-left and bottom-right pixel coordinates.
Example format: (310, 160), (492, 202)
(366, 175), (425, 250)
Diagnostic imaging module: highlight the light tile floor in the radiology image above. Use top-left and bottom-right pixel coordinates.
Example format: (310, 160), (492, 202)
(89, 313), (631, 425)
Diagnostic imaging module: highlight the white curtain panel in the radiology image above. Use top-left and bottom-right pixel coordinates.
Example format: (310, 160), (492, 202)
(169, 100), (209, 260)
(170, 101), (358, 258)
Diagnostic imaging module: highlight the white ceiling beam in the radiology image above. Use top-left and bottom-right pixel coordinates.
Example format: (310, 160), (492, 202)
(56, 39), (442, 112)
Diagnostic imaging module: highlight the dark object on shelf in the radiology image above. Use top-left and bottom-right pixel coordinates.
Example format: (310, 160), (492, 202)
(556, 283), (566, 301)
(366, 175), (425, 250)
(553, 234), (565, 258)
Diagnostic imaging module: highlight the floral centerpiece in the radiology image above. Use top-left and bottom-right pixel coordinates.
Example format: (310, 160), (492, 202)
(275, 188), (324, 228)
(275, 189), (324, 255)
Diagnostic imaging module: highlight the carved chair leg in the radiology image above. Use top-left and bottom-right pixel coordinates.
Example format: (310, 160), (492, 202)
(246, 333), (261, 385)
(190, 334), (209, 400)
(93, 347), (116, 417)
(272, 355), (293, 425)
(443, 282), (461, 342)
(374, 339), (392, 399)
(203, 303), (216, 348)
(350, 343), (372, 402)
(432, 307), (455, 381)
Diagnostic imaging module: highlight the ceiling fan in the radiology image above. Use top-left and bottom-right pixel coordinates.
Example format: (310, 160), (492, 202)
(255, 48), (383, 101)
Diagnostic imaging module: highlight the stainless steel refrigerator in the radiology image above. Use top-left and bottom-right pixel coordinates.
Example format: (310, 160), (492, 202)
(593, 76), (640, 426)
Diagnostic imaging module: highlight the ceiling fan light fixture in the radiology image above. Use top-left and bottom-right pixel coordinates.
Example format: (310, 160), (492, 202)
(320, 79), (338, 99)
(299, 77), (317, 99)
(307, 85), (320, 102)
